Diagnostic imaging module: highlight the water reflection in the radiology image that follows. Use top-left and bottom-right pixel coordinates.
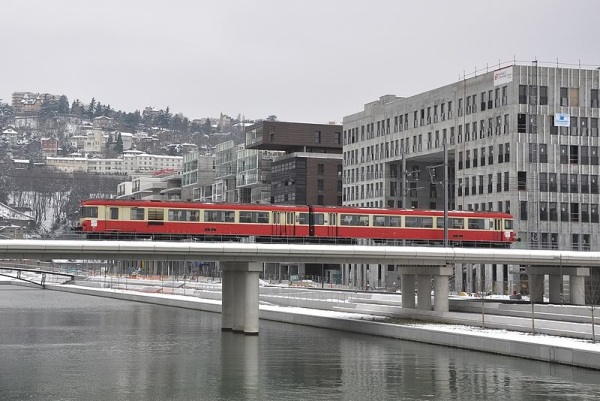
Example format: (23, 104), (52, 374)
(221, 333), (259, 399)
(0, 287), (599, 401)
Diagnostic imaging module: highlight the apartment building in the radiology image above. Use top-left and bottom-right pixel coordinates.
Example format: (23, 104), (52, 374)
(342, 62), (600, 291)
(181, 151), (215, 201)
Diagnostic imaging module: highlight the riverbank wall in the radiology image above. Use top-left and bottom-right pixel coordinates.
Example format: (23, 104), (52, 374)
(25, 282), (600, 371)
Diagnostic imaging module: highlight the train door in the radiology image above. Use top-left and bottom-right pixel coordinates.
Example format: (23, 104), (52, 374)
(273, 211), (282, 236)
(106, 206), (120, 231)
(327, 213), (338, 238)
(494, 218), (502, 241)
(286, 212), (296, 237)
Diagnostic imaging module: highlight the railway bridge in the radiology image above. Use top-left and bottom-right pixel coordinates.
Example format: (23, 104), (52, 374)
(0, 240), (596, 334)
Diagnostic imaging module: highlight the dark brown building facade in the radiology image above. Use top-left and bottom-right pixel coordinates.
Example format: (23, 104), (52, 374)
(246, 121), (343, 205)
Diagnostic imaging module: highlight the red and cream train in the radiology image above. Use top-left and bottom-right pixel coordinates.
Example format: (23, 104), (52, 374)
(78, 199), (516, 246)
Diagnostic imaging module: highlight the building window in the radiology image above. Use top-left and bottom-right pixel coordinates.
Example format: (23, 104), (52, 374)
(561, 202), (569, 222)
(560, 145), (568, 164)
(318, 164), (324, 175)
(560, 173), (569, 193)
(549, 202), (558, 221)
(540, 86), (548, 105)
(520, 201), (528, 220)
(519, 85), (527, 104)
(560, 87), (569, 106)
(517, 171), (527, 190)
(571, 202), (579, 222)
(314, 131), (321, 143)
(517, 114), (527, 133)
(582, 203), (590, 222)
(503, 172), (509, 191)
(540, 203), (548, 221)
(570, 87), (580, 107)
(335, 132), (341, 144)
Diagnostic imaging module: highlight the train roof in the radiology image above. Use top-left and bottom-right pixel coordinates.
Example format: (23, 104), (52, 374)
(310, 205), (513, 218)
(81, 199), (513, 218)
(81, 199), (310, 212)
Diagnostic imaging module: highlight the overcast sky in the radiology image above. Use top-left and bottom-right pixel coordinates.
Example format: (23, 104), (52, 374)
(2, 0), (599, 124)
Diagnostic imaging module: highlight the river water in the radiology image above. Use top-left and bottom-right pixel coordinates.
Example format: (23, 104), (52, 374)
(1, 286), (599, 401)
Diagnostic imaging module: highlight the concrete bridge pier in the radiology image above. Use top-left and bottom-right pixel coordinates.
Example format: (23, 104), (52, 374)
(220, 261), (262, 335)
(401, 274), (415, 309)
(570, 275), (586, 305)
(399, 265), (454, 311)
(548, 274), (562, 304)
(524, 266), (590, 305)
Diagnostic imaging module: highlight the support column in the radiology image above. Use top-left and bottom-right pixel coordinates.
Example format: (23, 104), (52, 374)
(433, 275), (449, 312)
(220, 261), (263, 335)
(232, 271), (245, 333)
(529, 274), (544, 303)
(570, 275), (586, 305)
(548, 274), (562, 304)
(244, 271), (260, 335)
(401, 274), (415, 309)
(417, 275), (432, 311)
(221, 269), (234, 331)
(524, 266), (589, 306)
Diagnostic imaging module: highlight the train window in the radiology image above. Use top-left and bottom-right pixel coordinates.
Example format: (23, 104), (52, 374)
(504, 219), (513, 230)
(436, 217), (464, 229)
(148, 208), (164, 221)
(468, 218), (486, 229)
(239, 211), (269, 224)
(168, 209), (200, 222)
(340, 214), (369, 226)
(81, 207), (98, 218)
(109, 208), (119, 220)
(311, 213), (325, 225)
(130, 208), (145, 220)
(405, 216), (433, 228)
(297, 213), (309, 224)
(373, 215), (401, 227)
(204, 210), (234, 223)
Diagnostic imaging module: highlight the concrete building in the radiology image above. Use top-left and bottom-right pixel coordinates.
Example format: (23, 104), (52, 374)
(342, 61), (600, 293)
(245, 121), (343, 206)
(181, 151), (215, 201)
(83, 128), (105, 154)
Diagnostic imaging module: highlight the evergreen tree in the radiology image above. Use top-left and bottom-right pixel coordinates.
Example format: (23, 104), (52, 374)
(58, 95), (70, 114)
(202, 118), (212, 135)
(156, 107), (172, 129)
(0, 102), (14, 129)
(87, 97), (96, 118)
(115, 132), (124, 154)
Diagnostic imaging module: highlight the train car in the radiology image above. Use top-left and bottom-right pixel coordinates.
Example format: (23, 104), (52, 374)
(78, 199), (311, 240)
(78, 199), (516, 246)
(308, 205), (515, 246)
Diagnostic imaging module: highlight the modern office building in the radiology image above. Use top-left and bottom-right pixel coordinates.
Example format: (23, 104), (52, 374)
(342, 61), (600, 292)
